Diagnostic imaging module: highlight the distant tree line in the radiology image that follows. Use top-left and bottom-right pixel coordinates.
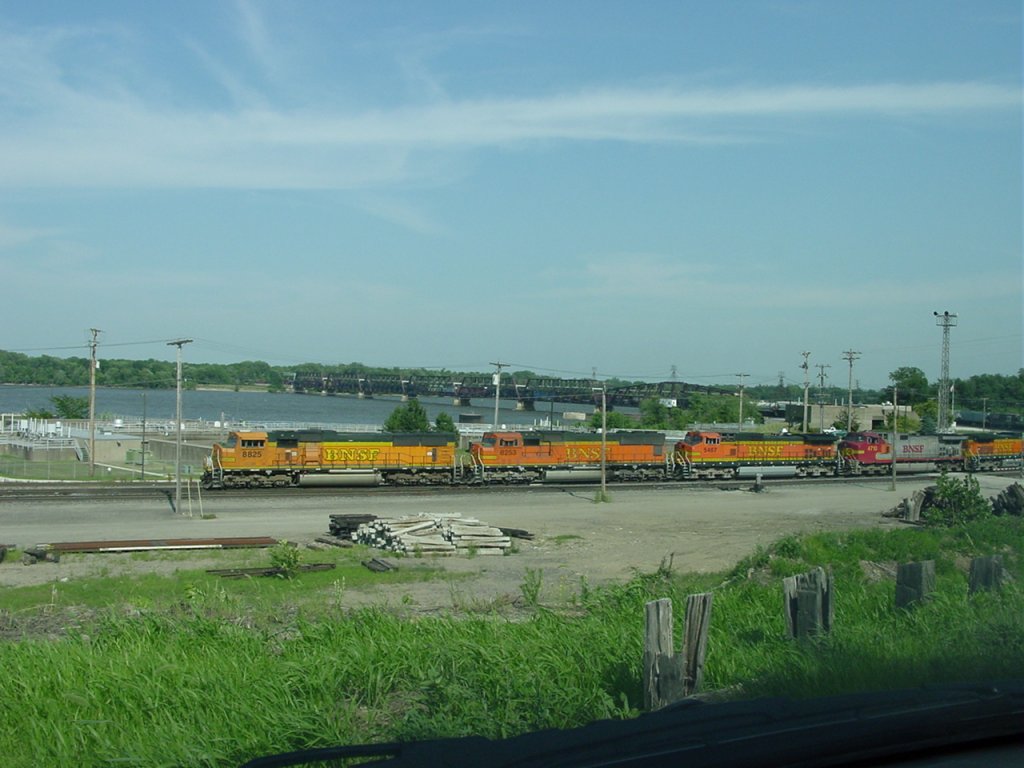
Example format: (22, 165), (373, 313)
(3, 350), (1020, 422)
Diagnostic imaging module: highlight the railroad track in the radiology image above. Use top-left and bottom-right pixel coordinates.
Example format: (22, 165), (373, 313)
(0, 473), (945, 503)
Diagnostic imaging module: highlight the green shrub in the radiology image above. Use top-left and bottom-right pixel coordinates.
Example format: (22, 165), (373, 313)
(922, 473), (991, 526)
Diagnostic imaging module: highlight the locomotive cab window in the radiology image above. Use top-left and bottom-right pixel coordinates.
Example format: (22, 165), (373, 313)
(241, 439), (265, 448)
(499, 438), (519, 447)
(481, 437), (496, 447)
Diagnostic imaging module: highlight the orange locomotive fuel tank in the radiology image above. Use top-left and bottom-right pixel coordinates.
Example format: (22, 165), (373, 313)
(470, 430), (669, 483)
(674, 431), (838, 479)
(204, 429), (458, 488)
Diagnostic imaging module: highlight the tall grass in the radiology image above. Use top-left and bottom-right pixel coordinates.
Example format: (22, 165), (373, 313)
(0, 517), (1020, 767)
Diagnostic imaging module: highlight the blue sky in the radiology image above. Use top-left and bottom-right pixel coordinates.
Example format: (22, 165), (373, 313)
(0, 1), (1020, 390)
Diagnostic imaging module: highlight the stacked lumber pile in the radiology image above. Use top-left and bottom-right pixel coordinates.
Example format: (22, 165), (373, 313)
(353, 513), (512, 556)
(329, 513), (378, 538)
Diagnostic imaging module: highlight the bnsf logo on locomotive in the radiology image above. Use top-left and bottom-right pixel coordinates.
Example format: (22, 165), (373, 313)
(745, 445), (783, 458)
(566, 446), (602, 461)
(323, 447), (381, 462)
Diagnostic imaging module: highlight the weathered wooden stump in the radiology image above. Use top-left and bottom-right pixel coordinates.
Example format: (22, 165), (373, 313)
(895, 560), (935, 609)
(969, 555), (1003, 594)
(783, 567), (833, 639)
(642, 593), (713, 710)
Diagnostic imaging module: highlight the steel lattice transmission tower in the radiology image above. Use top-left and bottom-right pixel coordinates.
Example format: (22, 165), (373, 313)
(934, 311), (957, 431)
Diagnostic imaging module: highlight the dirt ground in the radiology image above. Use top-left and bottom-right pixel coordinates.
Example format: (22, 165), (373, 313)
(1, 474), (1018, 611)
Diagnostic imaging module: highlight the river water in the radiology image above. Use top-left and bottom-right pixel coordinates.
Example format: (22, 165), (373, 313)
(0, 384), (590, 429)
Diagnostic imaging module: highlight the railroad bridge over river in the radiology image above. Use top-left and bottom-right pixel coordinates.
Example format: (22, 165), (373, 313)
(288, 372), (727, 411)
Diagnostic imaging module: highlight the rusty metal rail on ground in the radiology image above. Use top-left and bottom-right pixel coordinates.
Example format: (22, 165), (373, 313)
(38, 536), (279, 554)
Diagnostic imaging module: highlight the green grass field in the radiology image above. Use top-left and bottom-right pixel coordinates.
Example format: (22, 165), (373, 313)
(1, 517), (1021, 767)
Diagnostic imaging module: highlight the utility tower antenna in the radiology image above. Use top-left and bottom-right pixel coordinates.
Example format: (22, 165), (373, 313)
(841, 350), (860, 432)
(88, 328), (102, 477)
(800, 352), (811, 432)
(934, 311), (957, 431)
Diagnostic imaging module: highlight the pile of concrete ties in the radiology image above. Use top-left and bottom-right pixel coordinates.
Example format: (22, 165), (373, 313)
(354, 513), (512, 556)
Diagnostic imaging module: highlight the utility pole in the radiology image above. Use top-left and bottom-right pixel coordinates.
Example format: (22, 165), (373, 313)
(890, 386), (898, 492)
(167, 338), (193, 514)
(800, 352), (811, 433)
(934, 311), (957, 431)
(88, 328), (101, 477)
(735, 373), (749, 430)
(140, 392), (147, 481)
(815, 363), (831, 432)
(599, 384), (608, 501)
(842, 350), (860, 432)
(490, 361), (508, 429)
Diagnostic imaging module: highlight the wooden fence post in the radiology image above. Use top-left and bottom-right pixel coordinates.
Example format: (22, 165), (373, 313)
(783, 567), (833, 640)
(683, 592), (714, 694)
(969, 555), (1003, 594)
(643, 593), (714, 710)
(895, 560), (936, 609)
(643, 598), (681, 711)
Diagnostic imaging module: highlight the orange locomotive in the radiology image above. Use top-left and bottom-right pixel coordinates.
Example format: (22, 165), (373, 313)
(470, 430), (670, 483)
(674, 431), (839, 479)
(202, 429), (459, 488)
(960, 434), (1024, 472)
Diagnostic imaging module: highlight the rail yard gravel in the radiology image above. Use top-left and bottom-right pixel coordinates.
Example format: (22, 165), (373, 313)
(0, 474), (1017, 610)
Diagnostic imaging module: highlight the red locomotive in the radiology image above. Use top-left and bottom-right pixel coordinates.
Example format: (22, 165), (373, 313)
(837, 431), (966, 474)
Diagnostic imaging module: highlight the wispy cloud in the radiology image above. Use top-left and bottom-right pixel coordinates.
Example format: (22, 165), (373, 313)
(353, 195), (449, 236)
(534, 253), (1022, 310)
(0, 221), (56, 250)
(0, 18), (1018, 190)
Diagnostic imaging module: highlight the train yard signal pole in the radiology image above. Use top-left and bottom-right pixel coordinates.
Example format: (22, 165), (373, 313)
(168, 338), (193, 515)
(934, 311), (957, 432)
(842, 350), (860, 432)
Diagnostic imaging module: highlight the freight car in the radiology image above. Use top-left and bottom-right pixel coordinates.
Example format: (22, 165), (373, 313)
(469, 430), (671, 483)
(673, 431), (839, 479)
(202, 429), (459, 488)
